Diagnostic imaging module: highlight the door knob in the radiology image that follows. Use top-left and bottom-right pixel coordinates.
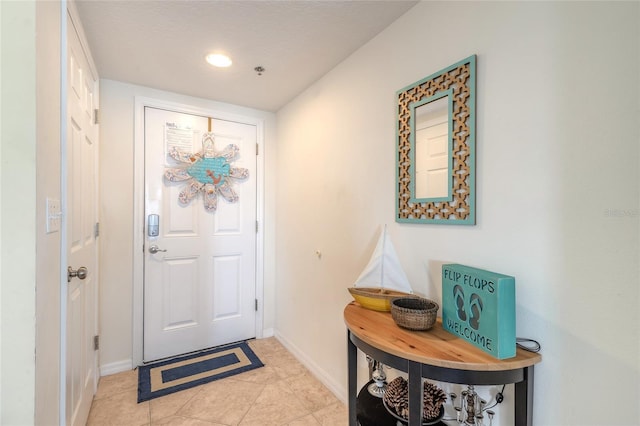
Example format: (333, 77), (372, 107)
(67, 266), (88, 282)
(148, 245), (167, 254)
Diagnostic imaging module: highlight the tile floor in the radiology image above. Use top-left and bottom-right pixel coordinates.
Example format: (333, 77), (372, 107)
(87, 337), (348, 426)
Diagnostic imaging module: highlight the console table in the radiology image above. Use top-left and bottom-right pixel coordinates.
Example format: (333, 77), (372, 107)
(344, 302), (541, 426)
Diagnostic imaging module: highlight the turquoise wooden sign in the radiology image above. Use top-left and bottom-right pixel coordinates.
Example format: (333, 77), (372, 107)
(442, 264), (516, 359)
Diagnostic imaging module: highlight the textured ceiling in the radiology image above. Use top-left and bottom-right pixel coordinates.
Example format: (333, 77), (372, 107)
(75, 0), (418, 112)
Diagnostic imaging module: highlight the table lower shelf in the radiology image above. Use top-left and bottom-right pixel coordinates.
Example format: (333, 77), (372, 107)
(356, 381), (446, 426)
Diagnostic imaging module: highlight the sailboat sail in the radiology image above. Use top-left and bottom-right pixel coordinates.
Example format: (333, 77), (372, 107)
(353, 225), (413, 293)
(349, 226), (414, 311)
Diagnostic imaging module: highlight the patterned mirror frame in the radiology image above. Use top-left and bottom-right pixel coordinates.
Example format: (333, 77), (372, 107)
(396, 55), (476, 225)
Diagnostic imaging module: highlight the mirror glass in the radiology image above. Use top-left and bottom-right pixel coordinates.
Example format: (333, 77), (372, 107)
(396, 55), (476, 225)
(413, 95), (450, 200)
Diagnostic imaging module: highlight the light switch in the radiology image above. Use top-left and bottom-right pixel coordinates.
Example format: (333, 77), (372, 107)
(46, 198), (61, 233)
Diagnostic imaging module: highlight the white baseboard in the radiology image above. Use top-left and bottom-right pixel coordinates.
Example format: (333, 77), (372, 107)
(99, 359), (133, 377)
(274, 331), (347, 403)
(260, 327), (275, 338)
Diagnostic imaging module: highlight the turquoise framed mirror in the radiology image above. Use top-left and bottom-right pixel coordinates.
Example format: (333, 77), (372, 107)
(396, 55), (476, 225)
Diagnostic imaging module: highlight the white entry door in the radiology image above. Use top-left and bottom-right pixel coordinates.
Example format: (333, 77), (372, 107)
(143, 107), (257, 362)
(66, 12), (99, 426)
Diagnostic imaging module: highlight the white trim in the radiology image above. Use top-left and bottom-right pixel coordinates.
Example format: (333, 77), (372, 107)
(254, 117), (266, 339)
(274, 331), (347, 404)
(99, 359), (134, 377)
(132, 97), (266, 367)
(59, 2), (69, 424)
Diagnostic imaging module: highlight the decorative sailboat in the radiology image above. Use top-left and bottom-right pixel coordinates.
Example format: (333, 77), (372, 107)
(349, 225), (414, 311)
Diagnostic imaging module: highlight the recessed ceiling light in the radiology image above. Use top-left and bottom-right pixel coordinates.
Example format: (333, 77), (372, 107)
(205, 53), (232, 68)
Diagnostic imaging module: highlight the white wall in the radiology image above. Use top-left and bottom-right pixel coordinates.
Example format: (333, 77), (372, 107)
(34, 1), (63, 424)
(275, 2), (639, 425)
(98, 80), (277, 372)
(0, 1), (37, 424)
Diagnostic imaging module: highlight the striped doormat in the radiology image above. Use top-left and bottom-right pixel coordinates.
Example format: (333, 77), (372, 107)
(137, 341), (264, 402)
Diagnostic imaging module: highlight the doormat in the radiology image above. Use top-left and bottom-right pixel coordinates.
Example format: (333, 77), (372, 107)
(137, 341), (264, 402)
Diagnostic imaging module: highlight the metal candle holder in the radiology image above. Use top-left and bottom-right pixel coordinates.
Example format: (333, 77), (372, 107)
(450, 385), (495, 425)
(366, 356), (387, 397)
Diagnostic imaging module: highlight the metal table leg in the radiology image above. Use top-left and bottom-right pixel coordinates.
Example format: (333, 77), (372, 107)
(514, 365), (534, 426)
(408, 361), (423, 426)
(348, 332), (358, 426)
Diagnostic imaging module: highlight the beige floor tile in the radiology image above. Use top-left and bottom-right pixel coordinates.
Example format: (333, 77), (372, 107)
(238, 380), (310, 426)
(87, 389), (150, 426)
(285, 373), (341, 412)
(285, 414), (322, 426)
(265, 350), (309, 380)
(177, 378), (263, 425)
(247, 337), (284, 358)
(94, 369), (138, 400)
(150, 386), (201, 422)
(152, 415), (226, 426)
(249, 339), (301, 368)
(312, 402), (348, 426)
(272, 362), (309, 380)
(231, 364), (281, 385)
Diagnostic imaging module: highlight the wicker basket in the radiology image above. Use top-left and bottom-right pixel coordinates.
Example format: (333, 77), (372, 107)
(391, 297), (439, 330)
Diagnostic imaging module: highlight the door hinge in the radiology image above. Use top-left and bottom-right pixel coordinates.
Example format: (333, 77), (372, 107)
(256, 143), (259, 156)
(94, 108), (99, 125)
(94, 335), (99, 351)
(255, 299), (258, 311)
(94, 222), (100, 238)
(256, 220), (259, 233)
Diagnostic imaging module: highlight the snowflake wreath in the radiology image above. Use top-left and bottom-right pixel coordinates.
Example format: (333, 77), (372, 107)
(164, 133), (249, 212)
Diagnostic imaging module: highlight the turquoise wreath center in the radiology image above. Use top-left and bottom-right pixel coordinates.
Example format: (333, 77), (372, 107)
(187, 157), (230, 186)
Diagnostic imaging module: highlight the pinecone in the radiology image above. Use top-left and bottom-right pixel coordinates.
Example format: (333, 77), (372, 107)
(383, 377), (447, 421)
(383, 377), (408, 418)
(423, 381), (447, 420)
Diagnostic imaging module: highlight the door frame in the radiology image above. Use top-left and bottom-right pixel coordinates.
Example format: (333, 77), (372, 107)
(132, 97), (265, 366)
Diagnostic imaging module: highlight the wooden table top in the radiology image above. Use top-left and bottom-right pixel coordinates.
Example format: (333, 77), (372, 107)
(344, 302), (541, 371)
